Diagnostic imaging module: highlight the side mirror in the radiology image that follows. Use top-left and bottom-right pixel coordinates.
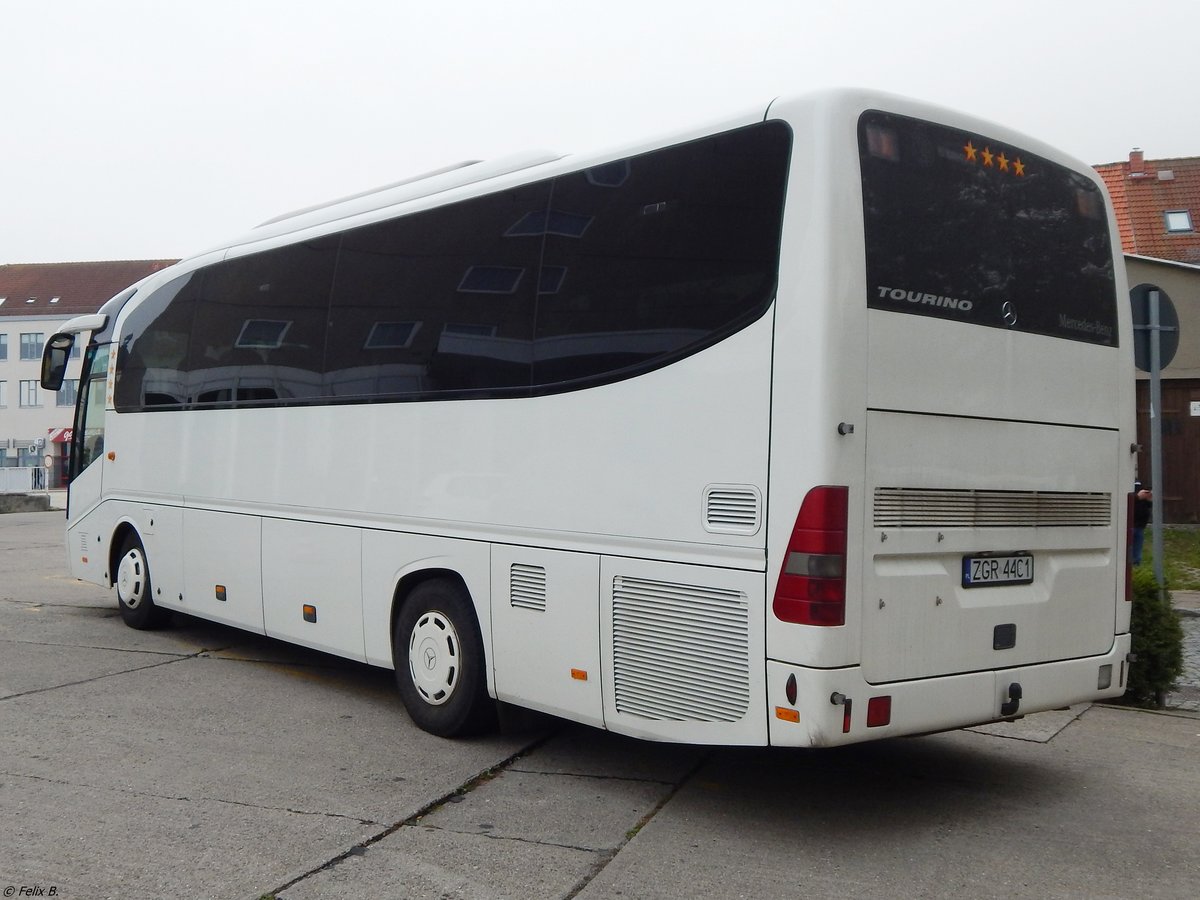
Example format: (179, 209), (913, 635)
(40, 333), (75, 391)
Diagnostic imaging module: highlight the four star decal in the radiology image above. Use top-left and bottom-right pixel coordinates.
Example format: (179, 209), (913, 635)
(963, 140), (1026, 177)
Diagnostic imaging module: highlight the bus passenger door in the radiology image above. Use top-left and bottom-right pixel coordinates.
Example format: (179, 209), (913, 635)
(65, 344), (111, 527)
(490, 547), (603, 727)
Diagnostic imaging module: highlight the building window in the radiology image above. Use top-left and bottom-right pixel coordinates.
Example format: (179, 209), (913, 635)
(19, 380), (40, 407)
(364, 322), (420, 349)
(457, 266), (525, 294)
(0, 334), (7, 360)
(1165, 210), (1194, 233)
(20, 332), (44, 360)
(0, 380), (7, 407)
(57, 379), (79, 407)
(235, 319), (292, 349)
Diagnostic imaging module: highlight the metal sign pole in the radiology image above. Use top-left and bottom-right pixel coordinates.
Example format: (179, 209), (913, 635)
(1149, 290), (1166, 596)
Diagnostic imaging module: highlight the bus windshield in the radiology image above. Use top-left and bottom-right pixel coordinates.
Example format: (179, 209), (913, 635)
(859, 110), (1117, 346)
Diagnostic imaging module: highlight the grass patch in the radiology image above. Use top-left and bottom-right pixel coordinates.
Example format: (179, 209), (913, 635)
(1146, 527), (1200, 590)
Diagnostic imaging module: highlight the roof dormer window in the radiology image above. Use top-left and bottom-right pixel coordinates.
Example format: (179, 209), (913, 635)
(1165, 210), (1194, 233)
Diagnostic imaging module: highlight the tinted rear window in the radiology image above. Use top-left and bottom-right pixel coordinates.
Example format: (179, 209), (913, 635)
(859, 110), (1117, 346)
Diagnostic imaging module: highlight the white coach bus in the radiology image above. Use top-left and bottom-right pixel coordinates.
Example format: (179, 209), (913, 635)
(42, 89), (1134, 747)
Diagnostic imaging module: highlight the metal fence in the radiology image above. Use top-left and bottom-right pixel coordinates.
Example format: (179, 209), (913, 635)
(0, 467), (43, 494)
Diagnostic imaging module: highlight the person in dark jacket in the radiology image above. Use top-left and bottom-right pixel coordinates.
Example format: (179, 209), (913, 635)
(1132, 483), (1153, 566)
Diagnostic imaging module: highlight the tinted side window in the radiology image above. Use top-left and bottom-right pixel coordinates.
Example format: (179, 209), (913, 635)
(188, 239), (338, 406)
(114, 272), (203, 411)
(116, 125), (790, 411)
(326, 183), (550, 399)
(533, 121), (791, 389)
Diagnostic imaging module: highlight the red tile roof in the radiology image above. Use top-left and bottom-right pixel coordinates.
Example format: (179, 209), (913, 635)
(1095, 152), (1200, 264)
(0, 260), (177, 319)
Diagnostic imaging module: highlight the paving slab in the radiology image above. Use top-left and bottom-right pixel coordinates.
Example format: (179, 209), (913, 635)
(1, 652), (529, 825)
(0, 775), (376, 900)
(965, 703), (1089, 742)
(576, 706), (1200, 900)
(0, 586), (262, 657)
(0, 637), (185, 698)
(279, 824), (602, 900)
(506, 724), (707, 783)
(276, 726), (704, 897)
(418, 767), (671, 852)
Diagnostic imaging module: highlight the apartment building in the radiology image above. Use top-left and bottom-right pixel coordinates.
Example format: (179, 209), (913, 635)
(0, 260), (175, 486)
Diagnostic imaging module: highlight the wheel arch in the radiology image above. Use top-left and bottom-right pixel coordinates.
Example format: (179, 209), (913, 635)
(389, 567), (476, 656)
(108, 519), (142, 587)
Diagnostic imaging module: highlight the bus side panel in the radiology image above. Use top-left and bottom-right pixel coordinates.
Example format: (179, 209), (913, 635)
(764, 95), (871, 671)
(65, 499), (121, 588)
(599, 557), (767, 745)
(360, 531), (492, 676)
(74, 498), (185, 612)
(491, 546), (604, 728)
(146, 314), (774, 562)
(181, 508), (265, 633)
(262, 519), (365, 662)
(133, 503), (184, 615)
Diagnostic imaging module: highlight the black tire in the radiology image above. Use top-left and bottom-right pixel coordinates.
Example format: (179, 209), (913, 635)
(393, 579), (495, 737)
(114, 533), (170, 630)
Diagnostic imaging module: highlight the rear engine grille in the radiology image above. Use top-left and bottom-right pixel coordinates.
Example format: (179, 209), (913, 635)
(612, 576), (750, 723)
(874, 488), (1112, 529)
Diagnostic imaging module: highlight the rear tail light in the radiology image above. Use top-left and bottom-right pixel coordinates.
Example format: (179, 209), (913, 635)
(1125, 491), (1134, 602)
(773, 485), (849, 626)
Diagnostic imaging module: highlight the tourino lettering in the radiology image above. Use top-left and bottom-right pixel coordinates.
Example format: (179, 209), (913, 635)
(876, 285), (974, 312)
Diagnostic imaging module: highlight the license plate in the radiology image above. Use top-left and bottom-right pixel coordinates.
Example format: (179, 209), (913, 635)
(962, 553), (1033, 588)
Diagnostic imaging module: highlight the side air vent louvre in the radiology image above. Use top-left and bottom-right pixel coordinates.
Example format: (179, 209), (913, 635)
(703, 484), (762, 535)
(874, 488), (1112, 529)
(612, 576), (750, 723)
(510, 564), (547, 612)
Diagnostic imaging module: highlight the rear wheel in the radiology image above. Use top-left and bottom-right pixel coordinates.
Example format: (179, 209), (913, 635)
(115, 534), (170, 630)
(393, 579), (495, 737)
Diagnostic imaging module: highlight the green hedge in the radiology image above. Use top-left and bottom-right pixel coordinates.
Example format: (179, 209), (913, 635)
(1125, 567), (1184, 707)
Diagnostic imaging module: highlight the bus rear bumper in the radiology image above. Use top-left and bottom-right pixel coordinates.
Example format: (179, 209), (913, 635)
(766, 633), (1132, 747)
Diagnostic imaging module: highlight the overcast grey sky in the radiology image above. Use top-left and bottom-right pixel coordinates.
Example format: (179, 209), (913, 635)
(3, 0), (1197, 265)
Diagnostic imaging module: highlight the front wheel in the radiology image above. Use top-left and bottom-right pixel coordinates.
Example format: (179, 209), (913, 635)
(115, 534), (170, 630)
(393, 579), (495, 737)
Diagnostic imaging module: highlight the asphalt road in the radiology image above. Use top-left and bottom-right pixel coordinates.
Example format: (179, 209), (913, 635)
(2, 510), (1199, 899)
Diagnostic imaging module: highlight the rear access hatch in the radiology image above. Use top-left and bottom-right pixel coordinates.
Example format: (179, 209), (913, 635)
(861, 410), (1118, 684)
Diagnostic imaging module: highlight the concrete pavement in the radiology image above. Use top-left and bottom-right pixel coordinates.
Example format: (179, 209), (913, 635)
(1168, 590), (1200, 712)
(2, 509), (1200, 898)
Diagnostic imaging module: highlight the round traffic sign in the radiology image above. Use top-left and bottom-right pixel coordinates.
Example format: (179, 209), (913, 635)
(1130, 283), (1179, 372)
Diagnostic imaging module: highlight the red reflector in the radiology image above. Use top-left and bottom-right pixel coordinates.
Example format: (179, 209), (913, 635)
(773, 486), (849, 626)
(867, 696), (892, 727)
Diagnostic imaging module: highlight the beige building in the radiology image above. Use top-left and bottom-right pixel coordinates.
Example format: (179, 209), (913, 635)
(1127, 255), (1200, 521)
(0, 260), (175, 487)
